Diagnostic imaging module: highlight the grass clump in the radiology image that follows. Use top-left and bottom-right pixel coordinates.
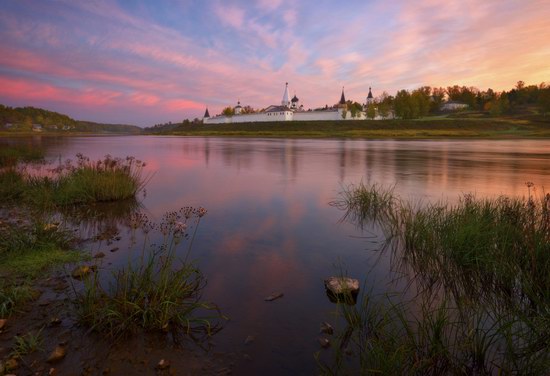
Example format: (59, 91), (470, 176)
(0, 283), (36, 318)
(11, 328), (44, 357)
(319, 292), (550, 375)
(0, 219), (81, 278)
(74, 207), (224, 339)
(326, 182), (550, 374)
(0, 153), (149, 208)
(0, 216), (84, 316)
(337, 182), (550, 304)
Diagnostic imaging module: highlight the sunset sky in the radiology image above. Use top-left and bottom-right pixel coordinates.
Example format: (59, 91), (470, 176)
(1, 0), (549, 126)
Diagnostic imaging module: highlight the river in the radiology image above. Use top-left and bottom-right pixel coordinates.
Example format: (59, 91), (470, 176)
(6, 136), (550, 374)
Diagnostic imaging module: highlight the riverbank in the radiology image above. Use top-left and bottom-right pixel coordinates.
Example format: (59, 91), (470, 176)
(149, 116), (550, 138)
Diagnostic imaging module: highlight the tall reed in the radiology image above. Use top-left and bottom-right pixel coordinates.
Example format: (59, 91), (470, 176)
(325, 183), (550, 374)
(73, 207), (224, 340)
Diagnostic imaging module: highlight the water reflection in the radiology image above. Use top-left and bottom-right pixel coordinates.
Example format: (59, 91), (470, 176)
(5, 136), (550, 375)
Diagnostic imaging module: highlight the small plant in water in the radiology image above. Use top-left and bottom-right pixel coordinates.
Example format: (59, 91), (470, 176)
(11, 328), (44, 357)
(74, 206), (223, 340)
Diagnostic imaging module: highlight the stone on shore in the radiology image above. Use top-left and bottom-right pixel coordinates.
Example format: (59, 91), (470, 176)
(47, 345), (67, 363)
(324, 277), (359, 295)
(71, 266), (92, 280)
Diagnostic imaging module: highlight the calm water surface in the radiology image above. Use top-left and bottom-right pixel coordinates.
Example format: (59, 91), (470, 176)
(15, 136), (550, 374)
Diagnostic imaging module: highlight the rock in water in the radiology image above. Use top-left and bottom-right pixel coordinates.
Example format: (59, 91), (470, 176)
(318, 337), (330, 348)
(324, 277), (360, 295)
(156, 359), (170, 370)
(244, 335), (255, 345)
(320, 322), (334, 335)
(47, 345), (67, 363)
(71, 266), (91, 280)
(264, 293), (284, 301)
(93, 252), (105, 258)
(4, 357), (18, 372)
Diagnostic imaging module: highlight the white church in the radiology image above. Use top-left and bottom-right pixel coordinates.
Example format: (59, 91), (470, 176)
(203, 83), (386, 124)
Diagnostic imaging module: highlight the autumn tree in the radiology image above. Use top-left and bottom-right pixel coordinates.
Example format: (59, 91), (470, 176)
(221, 107), (234, 117)
(394, 90), (414, 119)
(346, 101), (363, 118)
(241, 105), (256, 114)
(377, 92), (393, 119)
(538, 88), (550, 116)
(489, 92), (510, 116)
(21, 116), (32, 131)
(411, 88), (430, 118)
(366, 103), (376, 120)
(430, 87), (446, 113)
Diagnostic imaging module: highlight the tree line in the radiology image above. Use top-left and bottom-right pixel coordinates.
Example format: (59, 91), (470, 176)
(388, 81), (550, 119)
(0, 104), (140, 133)
(212, 81), (550, 120)
(0, 104), (77, 130)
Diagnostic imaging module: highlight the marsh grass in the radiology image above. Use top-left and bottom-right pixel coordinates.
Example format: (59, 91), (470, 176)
(0, 143), (44, 167)
(11, 328), (44, 357)
(0, 215), (85, 317)
(0, 153), (150, 208)
(319, 292), (550, 375)
(74, 207), (224, 340)
(0, 218), (81, 278)
(336, 182), (550, 305)
(0, 283), (36, 318)
(324, 183), (550, 374)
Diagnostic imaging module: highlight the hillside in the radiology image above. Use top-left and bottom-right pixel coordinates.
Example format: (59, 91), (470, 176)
(0, 104), (142, 134)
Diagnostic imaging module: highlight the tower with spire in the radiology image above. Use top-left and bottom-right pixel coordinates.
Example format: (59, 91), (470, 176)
(281, 82), (291, 107)
(338, 86), (347, 108)
(203, 107), (210, 119)
(366, 87), (374, 106)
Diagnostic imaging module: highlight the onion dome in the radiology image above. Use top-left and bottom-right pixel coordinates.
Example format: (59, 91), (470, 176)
(291, 95), (299, 103)
(367, 87), (373, 99)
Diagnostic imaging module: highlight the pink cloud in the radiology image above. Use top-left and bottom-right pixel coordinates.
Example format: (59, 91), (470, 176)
(213, 3), (246, 30)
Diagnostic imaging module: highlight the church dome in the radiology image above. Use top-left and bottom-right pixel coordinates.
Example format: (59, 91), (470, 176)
(291, 95), (299, 103)
(367, 87), (373, 99)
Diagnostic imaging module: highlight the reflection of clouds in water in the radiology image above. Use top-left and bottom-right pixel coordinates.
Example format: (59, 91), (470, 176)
(26, 136), (550, 375)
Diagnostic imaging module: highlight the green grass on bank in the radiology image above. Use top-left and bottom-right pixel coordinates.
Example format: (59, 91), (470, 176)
(0, 218), (86, 317)
(148, 116), (550, 138)
(0, 153), (149, 208)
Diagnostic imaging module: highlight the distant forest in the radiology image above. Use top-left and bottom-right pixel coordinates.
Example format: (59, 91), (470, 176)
(0, 104), (142, 134)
